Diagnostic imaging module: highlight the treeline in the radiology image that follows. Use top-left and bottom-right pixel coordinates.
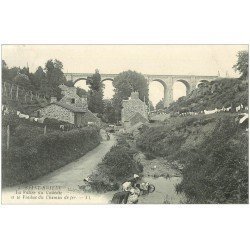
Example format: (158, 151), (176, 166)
(2, 59), (67, 99)
(2, 125), (101, 187)
(137, 114), (248, 204)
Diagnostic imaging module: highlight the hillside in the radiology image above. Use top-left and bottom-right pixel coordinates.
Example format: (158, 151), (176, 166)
(136, 113), (248, 204)
(167, 78), (248, 113)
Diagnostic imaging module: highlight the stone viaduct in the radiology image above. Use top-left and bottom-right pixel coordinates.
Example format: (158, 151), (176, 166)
(64, 72), (218, 107)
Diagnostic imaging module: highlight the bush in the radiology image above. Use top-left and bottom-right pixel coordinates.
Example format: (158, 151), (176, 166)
(2, 126), (101, 187)
(137, 114), (248, 204)
(102, 145), (141, 181)
(90, 141), (143, 192)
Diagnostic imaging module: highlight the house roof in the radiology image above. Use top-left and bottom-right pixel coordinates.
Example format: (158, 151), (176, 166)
(43, 102), (87, 113)
(127, 112), (148, 122)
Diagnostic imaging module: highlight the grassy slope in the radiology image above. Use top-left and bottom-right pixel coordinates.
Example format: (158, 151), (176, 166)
(167, 78), (248, 112)
(137, 113), (248, 203)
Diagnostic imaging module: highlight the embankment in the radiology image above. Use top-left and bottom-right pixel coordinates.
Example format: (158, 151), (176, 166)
(136, 113), (248, 204)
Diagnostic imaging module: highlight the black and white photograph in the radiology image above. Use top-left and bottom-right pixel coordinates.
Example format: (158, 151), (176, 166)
(0, 1), (249, 249)
(1, 45), (248, 204)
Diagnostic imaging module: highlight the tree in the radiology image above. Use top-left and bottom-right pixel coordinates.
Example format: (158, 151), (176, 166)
(2, 60), (9, 83)
(44, 59), (67, 98)
(233, 50), (249, 80)
(148, 101), (155, 111)
(88, 90), (104, 114)
(32, 66), (48, 91)
(13, 73), (32, 89)
(112, 70), (148, 120)
(88, 69), (102, 91)
(87, 69), (104, 114)
(155, 99), (164, 110)
(102, 100), (117, 124)
(65, 80), (74, 87)
(76, 87), (88, 98)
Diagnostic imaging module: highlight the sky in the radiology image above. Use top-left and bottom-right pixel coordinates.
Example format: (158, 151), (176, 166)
(2, 45), (248, 106)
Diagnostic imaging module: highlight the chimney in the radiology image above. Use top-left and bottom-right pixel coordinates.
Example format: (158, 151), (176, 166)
(50, 97), (57, 103)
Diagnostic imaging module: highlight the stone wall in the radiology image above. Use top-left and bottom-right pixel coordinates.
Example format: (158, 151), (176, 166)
(83, 110), (101, 126)
(39, 104), (74, 124)
(122, 99), (148, 122)
(59, 84), (87, 108)
(75, 110), (101, 126)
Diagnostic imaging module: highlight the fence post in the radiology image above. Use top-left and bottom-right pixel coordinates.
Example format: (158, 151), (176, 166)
(44, 125), (47, 135)
(7, 125), (10, 150)
(16, 85), (19, 100)
(10, 85), (13, 99)
(3, 82), (7, 95)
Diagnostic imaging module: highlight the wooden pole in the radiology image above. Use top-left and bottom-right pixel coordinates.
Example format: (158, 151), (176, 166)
(16, 85), (19, 100)
(44, 125), (47, 135)
(7, 125), (10, 150)
(10, 85), (13, 99)
(3, 82), (7, 95)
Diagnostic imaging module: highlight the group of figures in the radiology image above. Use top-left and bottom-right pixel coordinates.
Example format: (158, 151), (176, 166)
(111, 174), (155, 204)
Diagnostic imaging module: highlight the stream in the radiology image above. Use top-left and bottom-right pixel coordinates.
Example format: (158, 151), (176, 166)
(139, 176), (186, 204)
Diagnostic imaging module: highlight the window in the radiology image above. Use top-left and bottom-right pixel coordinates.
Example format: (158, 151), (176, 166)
(71, 98), (75, 104)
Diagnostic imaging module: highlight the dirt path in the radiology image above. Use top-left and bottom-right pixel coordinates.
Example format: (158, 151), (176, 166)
(2, 133), (116, 204)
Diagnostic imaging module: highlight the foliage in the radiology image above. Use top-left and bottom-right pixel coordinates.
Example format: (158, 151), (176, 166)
(88, 70), (102, 91)
(32, 66), (48, 94)
(2, 126), (101, 187)
(112, 70), (148, 120)
(87, 70), (104, 114)
(2, 59), (67, 99)
(76, 87), (88, 97)
(168, 77), (248, 113)
(149, 101), (155, 111)
(44, 59), (66, 98)
(156, 99), (164, 110)
(101, 100), (117, 124)
(233, 50), (249, 80)
(90, 138), (143, 191)
(137, 114), (248, 203)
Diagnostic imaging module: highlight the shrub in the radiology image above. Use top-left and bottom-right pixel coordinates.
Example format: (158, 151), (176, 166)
(90, 141), (143, 191)
(136, 114), (248, 204)
(2, 126), (101, 187)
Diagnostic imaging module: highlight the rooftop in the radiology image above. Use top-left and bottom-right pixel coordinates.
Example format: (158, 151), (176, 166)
(49, 102), (87, 113)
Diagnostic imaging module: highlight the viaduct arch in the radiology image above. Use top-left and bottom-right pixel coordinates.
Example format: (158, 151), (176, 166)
(64, 72), (218, 107)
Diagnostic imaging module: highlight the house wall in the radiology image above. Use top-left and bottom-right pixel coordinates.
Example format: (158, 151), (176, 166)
(122, 100), (148, 123)
(59, 84), (87, 108)
(39, 104), (74, 124)
(75, 110), (101, 126)
(130, 113), (148, 127)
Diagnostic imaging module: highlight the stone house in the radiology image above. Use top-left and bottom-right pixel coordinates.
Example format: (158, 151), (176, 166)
(121, 91), (148, 130)
(37, 84), (100, 126)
